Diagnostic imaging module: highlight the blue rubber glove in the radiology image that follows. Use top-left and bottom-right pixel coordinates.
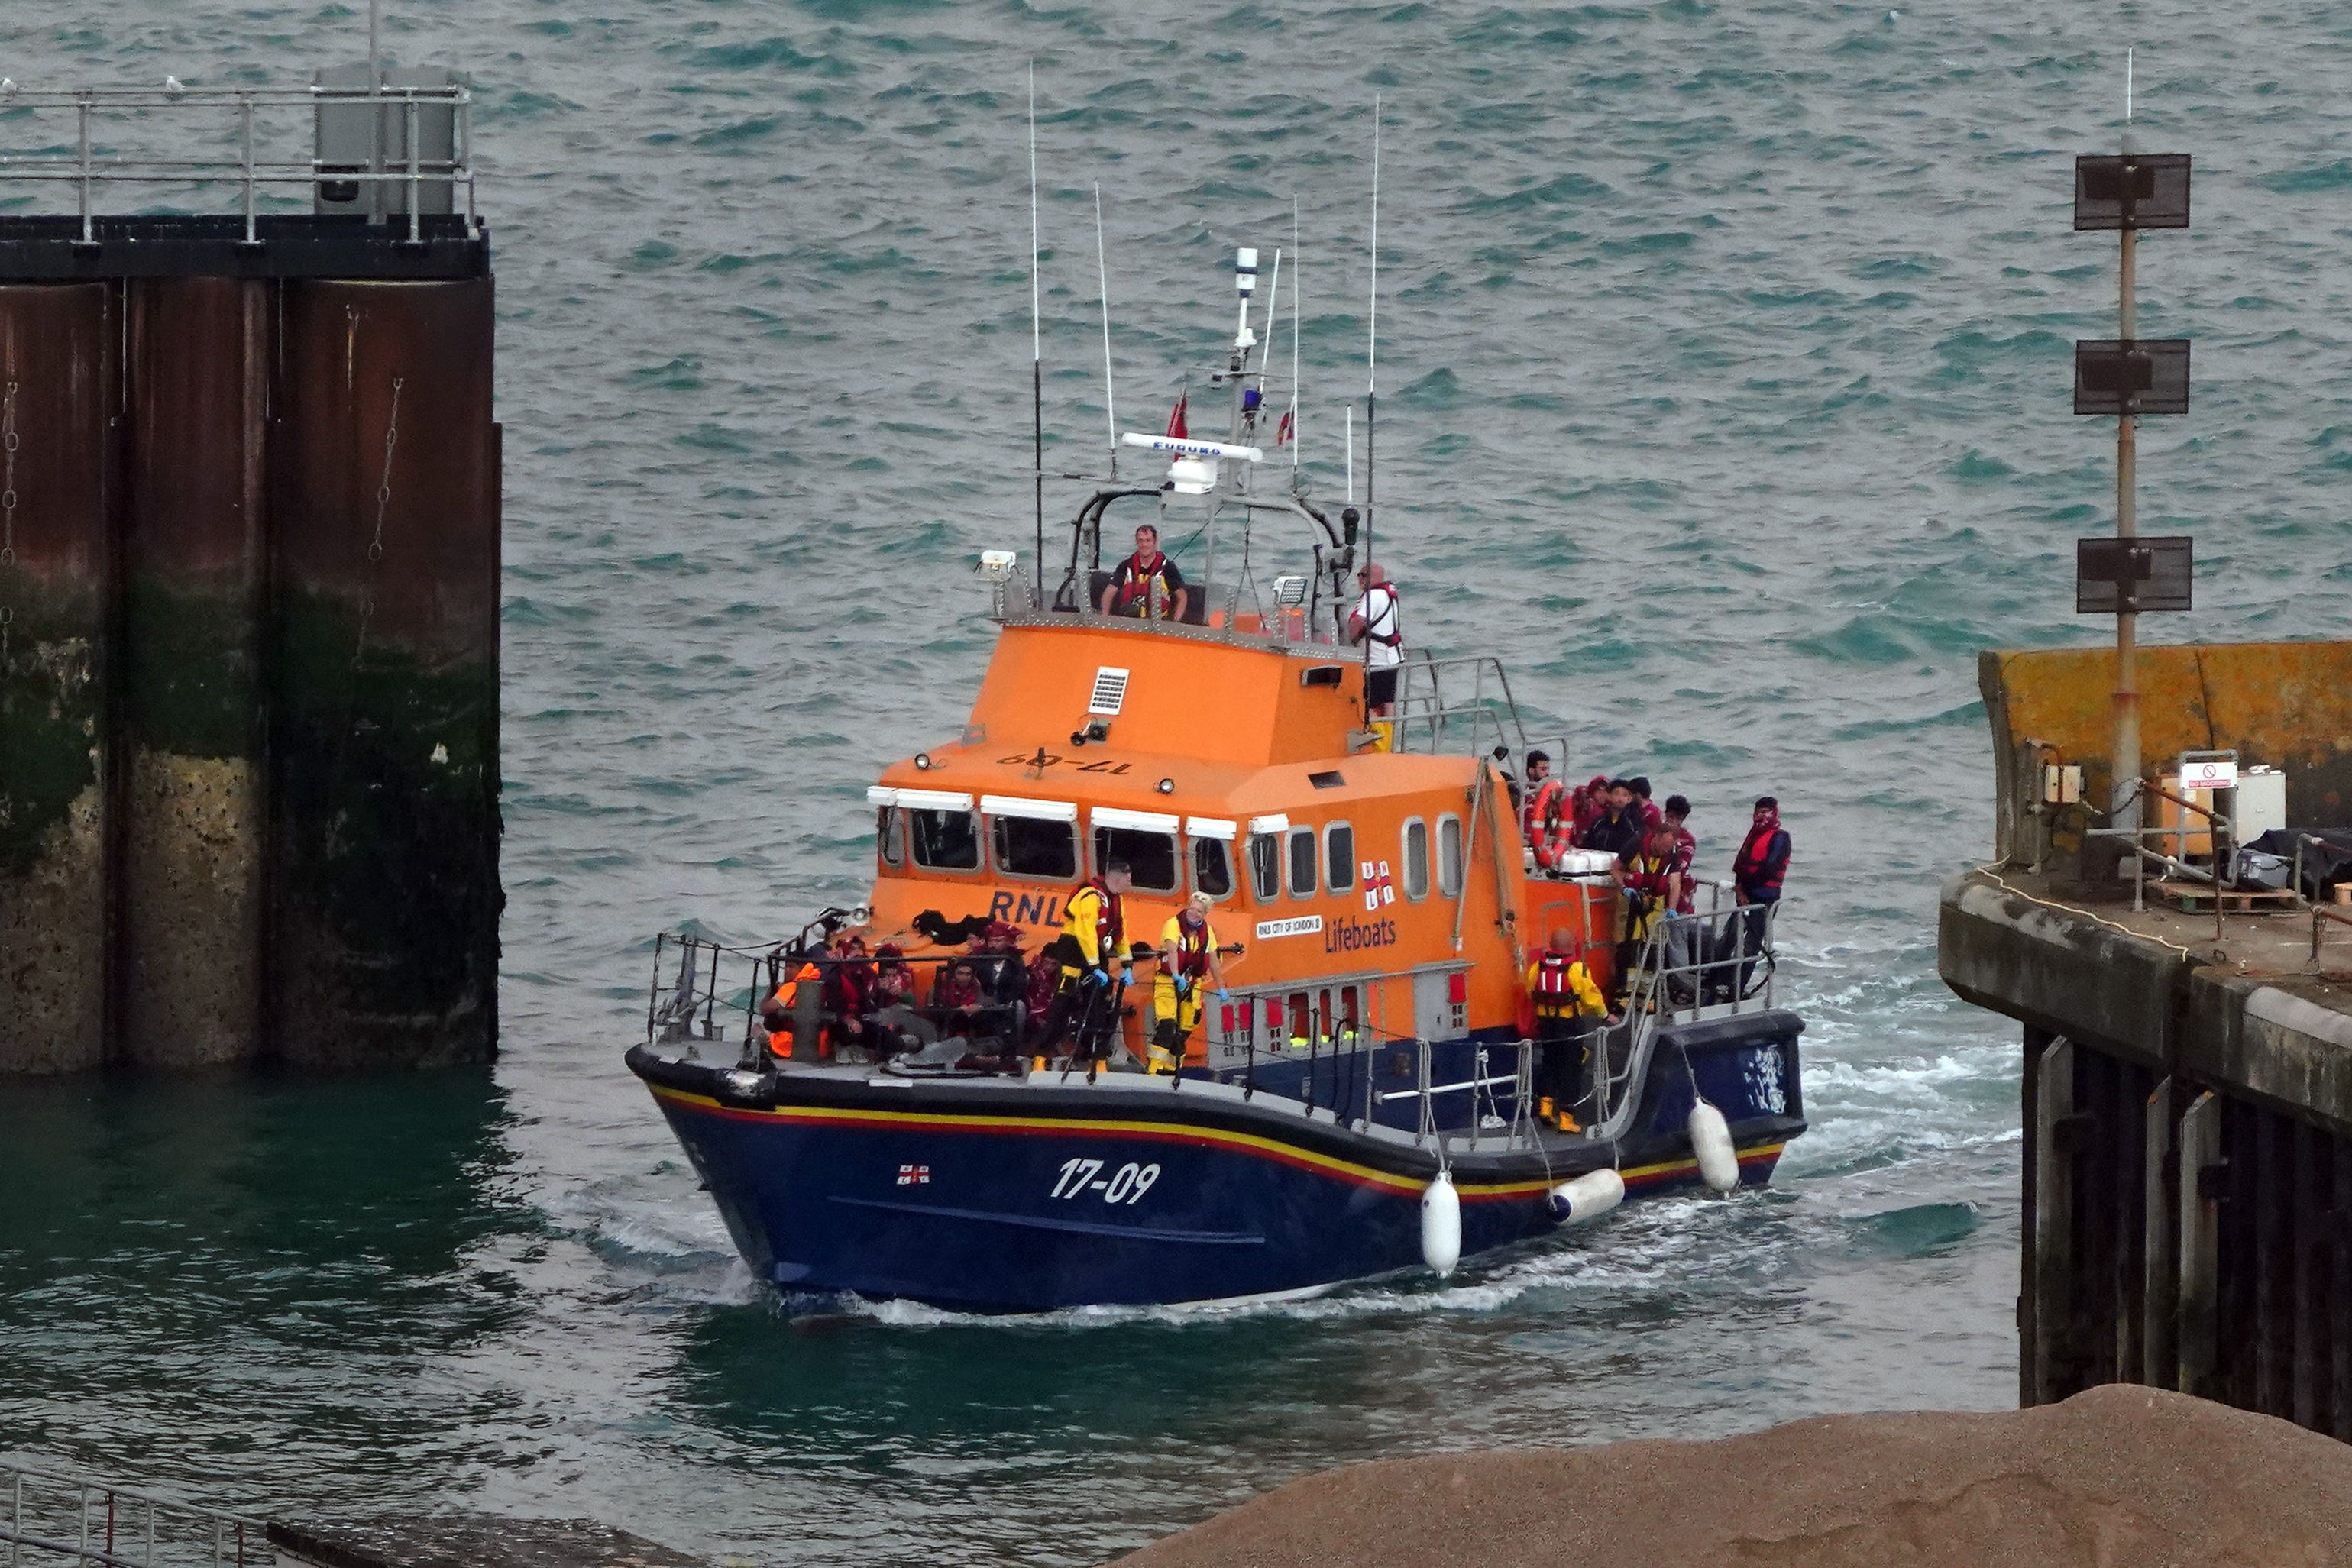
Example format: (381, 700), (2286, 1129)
(1215, 990), (1234, 1007)
(1174, 975), (1192, 997)
(1083, 967), (1110, 988)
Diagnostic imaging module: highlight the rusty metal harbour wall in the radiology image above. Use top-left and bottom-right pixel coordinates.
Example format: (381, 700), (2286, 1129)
(270, 280), (500, 1069)
(0, 283), (118, 1074)
(0, 219), (499, 1074)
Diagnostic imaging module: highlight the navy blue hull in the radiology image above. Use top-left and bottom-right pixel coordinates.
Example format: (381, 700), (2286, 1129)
(629, 1010), (1806, 1312)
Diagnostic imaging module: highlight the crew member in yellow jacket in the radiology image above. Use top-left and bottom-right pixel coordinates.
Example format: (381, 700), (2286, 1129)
(1525, 927), (1617, 1130)
(1045, 859), (1133, 1059)
(1150, 891), (1232, 1075)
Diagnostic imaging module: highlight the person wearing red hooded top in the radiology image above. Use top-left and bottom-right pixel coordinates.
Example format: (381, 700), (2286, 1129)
(822, 934), (878, 1057)
(1723, 796), (1791, 1000)
(1569, 774), (1611, 846)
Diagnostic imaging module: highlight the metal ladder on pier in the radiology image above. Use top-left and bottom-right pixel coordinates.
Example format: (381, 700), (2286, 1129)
(0, 1457), (266, 1568)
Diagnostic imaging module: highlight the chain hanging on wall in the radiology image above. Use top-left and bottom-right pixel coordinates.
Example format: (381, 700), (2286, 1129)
(351, 375), (403, 672)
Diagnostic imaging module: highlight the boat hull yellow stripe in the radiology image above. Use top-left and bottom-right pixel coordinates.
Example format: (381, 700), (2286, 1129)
(648, 1085), (1787, 1201)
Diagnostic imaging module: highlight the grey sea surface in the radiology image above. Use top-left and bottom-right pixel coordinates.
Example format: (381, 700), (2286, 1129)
(5, 1), (2352, 1563)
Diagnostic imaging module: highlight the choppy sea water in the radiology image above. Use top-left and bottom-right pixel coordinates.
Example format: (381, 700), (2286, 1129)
(5, 0), (2352, 1562)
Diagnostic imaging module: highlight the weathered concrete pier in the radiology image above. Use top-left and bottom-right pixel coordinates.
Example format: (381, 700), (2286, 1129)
(1940, 639), (2352, 1432)
(0, 81), (500, 1072)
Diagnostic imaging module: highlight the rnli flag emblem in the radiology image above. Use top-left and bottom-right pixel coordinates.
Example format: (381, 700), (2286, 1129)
(1360, 860), (1395, 912)
(895, 1164), (931, 1186)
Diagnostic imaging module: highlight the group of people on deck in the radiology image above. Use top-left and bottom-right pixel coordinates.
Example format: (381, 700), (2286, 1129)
(1515, 752), (1793, 1131)
(760, 859), (1234, 1075)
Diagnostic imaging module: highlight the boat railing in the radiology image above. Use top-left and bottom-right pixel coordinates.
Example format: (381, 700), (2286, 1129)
(1386, 653), (1536, 759)
(0, 1454), (266, 1568)
(1590, 898), (1781, 1135)
(648, 934), (1042, 1064)
(1205, 994), (1542, 1151)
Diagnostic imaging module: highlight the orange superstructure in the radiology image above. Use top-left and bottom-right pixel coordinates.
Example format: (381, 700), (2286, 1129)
(859, 613), (1620, 1066)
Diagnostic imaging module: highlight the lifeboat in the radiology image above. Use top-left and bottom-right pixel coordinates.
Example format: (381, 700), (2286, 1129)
(626, 245), (1806, 1312)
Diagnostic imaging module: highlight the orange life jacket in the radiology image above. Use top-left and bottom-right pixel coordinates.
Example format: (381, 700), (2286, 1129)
(767, 962), (821, 1059)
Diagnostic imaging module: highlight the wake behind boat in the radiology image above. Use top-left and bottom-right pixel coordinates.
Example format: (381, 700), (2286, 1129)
(626, 223), (1807, 1312)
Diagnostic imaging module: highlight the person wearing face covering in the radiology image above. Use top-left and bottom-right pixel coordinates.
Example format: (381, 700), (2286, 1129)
(1723, 796), (1791, 1000)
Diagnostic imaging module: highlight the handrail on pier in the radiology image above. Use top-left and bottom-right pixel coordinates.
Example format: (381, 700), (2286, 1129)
(0, 82), (479, 245)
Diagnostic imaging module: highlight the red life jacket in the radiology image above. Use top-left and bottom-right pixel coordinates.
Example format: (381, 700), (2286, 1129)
(1066, 878), (1123, 965)
(1532, 951), (1581, 997)
(1114, 551), (1175, 616)
(1735, 823), (1789, 897)
(1626, 849), (1675, 901)
(1170, 919), (1212, 978)
(1360, 582), (1402, 647)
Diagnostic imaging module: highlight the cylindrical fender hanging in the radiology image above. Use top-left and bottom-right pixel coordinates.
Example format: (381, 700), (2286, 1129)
(1419, 1170), (1461, 1276)
(1547, 1167), (1625, 1226)
(1689, 1098), (1739, 1194)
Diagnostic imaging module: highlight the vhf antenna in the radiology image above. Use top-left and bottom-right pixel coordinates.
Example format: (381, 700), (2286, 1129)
(1027, 64), (1043, 609)
(1361, 96), (1380, 715)
(1289, 195), (1302, 480)
(1095, 182), (1117, 479)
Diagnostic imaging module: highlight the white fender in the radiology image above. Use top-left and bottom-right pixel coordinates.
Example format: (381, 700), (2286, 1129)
(1419, 1171), (1461, 1276)
(1689, 1098), (1740, 1194)
(1546, 1168), (1625, 1227)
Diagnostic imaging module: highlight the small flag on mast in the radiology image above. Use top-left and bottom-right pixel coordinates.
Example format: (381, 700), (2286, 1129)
(1276, 406), (1294, 446)
(1165, 396), (1189, 441)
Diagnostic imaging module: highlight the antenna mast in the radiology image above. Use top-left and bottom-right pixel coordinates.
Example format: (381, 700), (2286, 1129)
(1364, 96), (1380, 565)
(1289, 196), (1302, 477)
(1095, 183), (1117, 478)
(1028, 65), (1044, 609)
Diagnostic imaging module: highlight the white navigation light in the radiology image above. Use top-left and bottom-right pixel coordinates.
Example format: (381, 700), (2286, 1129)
(974, 549), (1017, 582)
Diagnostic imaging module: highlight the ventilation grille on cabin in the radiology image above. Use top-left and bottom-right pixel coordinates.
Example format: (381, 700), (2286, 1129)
(1089, 667), (1131, 716)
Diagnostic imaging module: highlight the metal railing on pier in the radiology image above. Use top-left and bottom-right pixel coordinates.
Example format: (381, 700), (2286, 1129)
(0, 1457), (265, 1568)
(0, 83), (478, 244)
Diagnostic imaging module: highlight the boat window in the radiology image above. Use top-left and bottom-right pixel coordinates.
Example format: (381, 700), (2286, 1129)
(1286, 826), (1318, 899)
(1400, 817), (1428, 900)
(1094, 826), (1179, 893)
(909, 808), (982, 871)
(1192, 837), (1234, 900)
(1325, 823), (1355, 894)
(1248, 832), (1281, 903)
(877, 806), (903, 868)
(1437, 813), (1464, 897)
(992, 816), (1077, 881)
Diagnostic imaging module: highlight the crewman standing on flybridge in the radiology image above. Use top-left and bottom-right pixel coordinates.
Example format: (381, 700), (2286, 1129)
(1347, 560), (1403, 750)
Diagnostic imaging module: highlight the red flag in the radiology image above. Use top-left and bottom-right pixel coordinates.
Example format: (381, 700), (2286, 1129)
(1276, 407), (1294, 446)
(1165, 396), (1189, 441)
